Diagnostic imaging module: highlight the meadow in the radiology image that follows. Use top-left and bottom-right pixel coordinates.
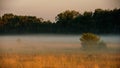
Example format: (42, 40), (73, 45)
(0, 52), (120, 68)
(0, 35), (120, 68)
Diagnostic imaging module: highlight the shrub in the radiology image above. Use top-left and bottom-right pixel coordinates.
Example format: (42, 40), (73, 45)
(80, 33), (107, 50)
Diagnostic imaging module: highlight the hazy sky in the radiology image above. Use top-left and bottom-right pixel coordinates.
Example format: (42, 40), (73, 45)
(0, 0), (120, 21)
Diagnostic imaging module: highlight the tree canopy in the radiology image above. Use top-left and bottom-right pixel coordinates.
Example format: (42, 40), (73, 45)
(0, 8), (120, 34)
(55, 10), (79, 26)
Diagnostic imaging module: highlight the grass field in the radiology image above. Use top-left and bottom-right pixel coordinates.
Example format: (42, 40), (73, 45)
(0, 52), (120, 68)
(0, 35), (120, 68)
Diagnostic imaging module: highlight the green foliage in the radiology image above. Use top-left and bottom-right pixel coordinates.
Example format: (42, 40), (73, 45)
(80, 33), (100, 42)
(80, 33), (107, 50)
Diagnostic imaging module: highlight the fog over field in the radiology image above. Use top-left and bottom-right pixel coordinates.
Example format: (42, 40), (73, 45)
(0, 0), (120, 68)
(0, 35), (120, 53)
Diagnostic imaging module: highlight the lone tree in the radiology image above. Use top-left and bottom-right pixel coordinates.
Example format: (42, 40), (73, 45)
(80, 33), (107, 50)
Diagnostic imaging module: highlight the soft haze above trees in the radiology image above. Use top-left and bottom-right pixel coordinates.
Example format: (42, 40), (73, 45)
(0, 8), (120, 34)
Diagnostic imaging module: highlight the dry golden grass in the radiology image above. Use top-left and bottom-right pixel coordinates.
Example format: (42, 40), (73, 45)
(0, 53), (120, 68)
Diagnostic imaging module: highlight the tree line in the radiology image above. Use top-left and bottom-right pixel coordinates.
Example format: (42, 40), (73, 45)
(0, 8), (120, 34)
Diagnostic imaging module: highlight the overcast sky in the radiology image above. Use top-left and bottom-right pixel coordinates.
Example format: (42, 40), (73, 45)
(0, 0), (120, 21)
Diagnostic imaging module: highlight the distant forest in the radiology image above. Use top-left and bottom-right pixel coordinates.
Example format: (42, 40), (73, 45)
(0, 8), (120, 34)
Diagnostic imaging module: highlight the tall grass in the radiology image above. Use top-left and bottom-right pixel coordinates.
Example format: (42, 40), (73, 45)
(0, 53), (119, 68)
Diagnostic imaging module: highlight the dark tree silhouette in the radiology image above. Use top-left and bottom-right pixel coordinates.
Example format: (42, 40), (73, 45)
(0, 8), (120, 34)
(55, 10), (80, 28)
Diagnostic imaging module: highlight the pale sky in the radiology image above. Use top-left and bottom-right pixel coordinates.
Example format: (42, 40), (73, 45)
(0, 0), (120, 21)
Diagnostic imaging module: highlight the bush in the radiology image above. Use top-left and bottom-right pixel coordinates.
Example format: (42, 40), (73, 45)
(80, 33), (107, 50)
